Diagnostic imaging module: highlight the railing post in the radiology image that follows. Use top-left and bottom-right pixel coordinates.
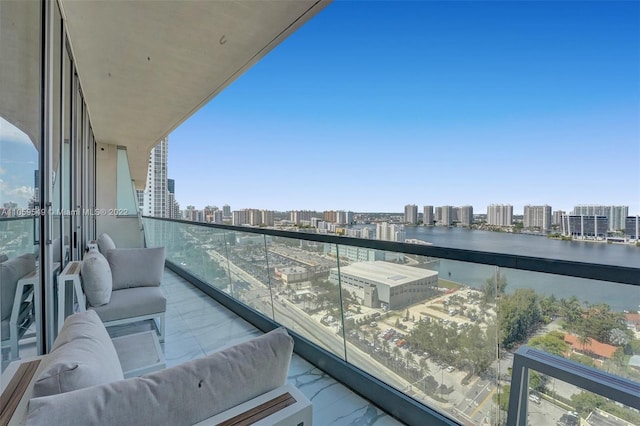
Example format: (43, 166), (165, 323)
(506, 351), (529, 426)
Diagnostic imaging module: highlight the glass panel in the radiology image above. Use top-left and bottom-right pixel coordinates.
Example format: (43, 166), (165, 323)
(62, 47), (72, 258)
(268, 237), (346, 359)
(51, 3), (64, 265)
(335, 247), (500, 424)
(0, 0), (41, 370)
(116, 148), (138, 216)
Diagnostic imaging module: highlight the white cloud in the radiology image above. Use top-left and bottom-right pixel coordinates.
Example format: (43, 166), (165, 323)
(0, 116), (33, 145)
(0, 182), (34, 208)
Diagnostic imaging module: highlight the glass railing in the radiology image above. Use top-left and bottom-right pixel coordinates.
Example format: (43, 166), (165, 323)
(142, 217), (640, 426)
(0, 217), (36, 260)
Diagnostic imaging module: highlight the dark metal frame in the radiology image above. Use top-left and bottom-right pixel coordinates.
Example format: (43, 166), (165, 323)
(507, 346), (640, 426)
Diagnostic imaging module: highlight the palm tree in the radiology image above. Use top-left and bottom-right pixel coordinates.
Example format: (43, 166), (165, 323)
(392, 346), (400, 361)
(405, 352), (414, 368)
(419, 358), (430, 376)
(577, 329), (592, 354)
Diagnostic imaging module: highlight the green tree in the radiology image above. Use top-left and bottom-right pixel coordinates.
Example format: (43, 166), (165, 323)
(419, 357), (430, 376)
(483, 271), (508, 302)
(392, 346), (400, 361)
(405, 351), (414, 367)
(498, 288), (541, 348)
(528, 331), (569, 356)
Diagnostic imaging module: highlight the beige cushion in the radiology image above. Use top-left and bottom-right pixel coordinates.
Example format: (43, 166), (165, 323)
(0, 253), (36, 321)
(97, 233), (116, 254)
(107, 247), (165, 290)
(81, 250), (112, 307)
(90, 286), (166, 322)
(27, 328), (294, 425)
(32, 310), (124, 398)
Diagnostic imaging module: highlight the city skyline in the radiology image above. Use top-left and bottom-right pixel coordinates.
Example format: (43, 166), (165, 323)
(168, 1), (639, 214)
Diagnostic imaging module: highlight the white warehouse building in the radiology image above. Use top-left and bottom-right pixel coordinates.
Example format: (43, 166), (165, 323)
(329, 261), (438, 309)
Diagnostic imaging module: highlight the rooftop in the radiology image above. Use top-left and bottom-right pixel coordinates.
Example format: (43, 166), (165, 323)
(335, 261), (438, 287)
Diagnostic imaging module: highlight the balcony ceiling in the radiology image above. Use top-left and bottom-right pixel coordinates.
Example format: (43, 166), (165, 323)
(59, 0), (330, 187)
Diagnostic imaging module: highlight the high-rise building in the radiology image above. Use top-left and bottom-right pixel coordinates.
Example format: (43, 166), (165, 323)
(404, 204), (418, 225)
(423, 205), (434, 226)
(571, 205), (629, 232)
(222, 204), (231, 218)
(261, 210), (275, 226)
(439, 205), (454, 226)
(434, 206), (443, 223)
(562, 215), (608, 238)
(552, 210), (565, 226)
(291, 210), (315, 224)
(523, 205), (552, 230)
(457, 205), (473, 227)
(487, 204), (513, 226)
(166, 179), (180, 219)
(376, 222), (405, 242)
(142, 137), (168, 217)
(625, 216), (639, 240)
(324, 210), (337, 223)
(232, 210), (248, 226)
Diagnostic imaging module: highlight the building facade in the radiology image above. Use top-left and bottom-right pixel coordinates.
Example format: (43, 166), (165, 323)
(523, 205), (552, 230)
(142, 137), (168, 217)
(423, 205), (434, 226)
(625, 216), (639, 240)
(562, 215), (608, 238)
(487, 204), (513, 226)
(571, 205), (629, 232)
(404, 204), (418, 225)
(329, 261), (438, 309)
(457, 205), (473, 227)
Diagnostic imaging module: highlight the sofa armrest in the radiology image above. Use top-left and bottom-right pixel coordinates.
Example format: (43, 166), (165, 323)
(106, 247), (165, 290)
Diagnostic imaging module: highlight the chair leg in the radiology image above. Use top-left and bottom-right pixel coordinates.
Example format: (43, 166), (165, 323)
(158, 314), (165, 343)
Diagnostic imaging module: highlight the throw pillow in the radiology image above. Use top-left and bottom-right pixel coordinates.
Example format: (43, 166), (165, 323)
(97, 233), (116, 254)
(81, 250), (112, 307)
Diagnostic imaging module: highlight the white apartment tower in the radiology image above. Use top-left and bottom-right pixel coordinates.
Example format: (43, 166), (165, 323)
(457, 205), (473, 227)
(142, 137), (168, 217)
(487, 204), (513, 226)
(376, 222), (405, 242)
(423, 205), (434, 226)
(404, 204), (418, 225)
(523, 205), (552, 230)
(440, 205), (455, 226)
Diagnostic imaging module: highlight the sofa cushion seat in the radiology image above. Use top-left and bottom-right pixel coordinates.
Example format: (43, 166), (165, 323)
(89, 286), (166, 322)
(26, 328), (294, 426)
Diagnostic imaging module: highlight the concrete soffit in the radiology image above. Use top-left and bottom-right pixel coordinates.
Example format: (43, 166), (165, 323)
(58, 0), (331, 188)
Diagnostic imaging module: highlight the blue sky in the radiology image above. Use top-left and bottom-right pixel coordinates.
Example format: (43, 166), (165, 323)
(1, 2), (636, 214)
(146, 1), (637, 214)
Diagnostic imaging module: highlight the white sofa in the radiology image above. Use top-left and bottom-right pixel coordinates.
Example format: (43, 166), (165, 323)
(2, 310), (300, 425)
